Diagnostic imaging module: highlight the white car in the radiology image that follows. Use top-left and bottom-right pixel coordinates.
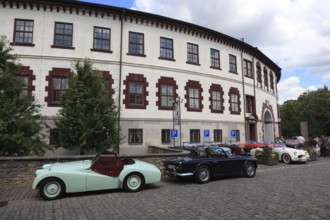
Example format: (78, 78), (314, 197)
(250, 145), (310, 164)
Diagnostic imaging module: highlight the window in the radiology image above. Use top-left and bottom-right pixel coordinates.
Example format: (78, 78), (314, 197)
(16, 66), (35, 99)
(123, 73), (148, 109)
(243, 59), (253, 77)
(264, 67), (268, 89)
(12, 19), (34, 46)
(161, 129), (171, 144)
(187, 43), (199, 64)
(229, 54), (237, 73)
(246, 95), (254, 113)
(128, 32), (144, 56)
(212, 91), (221, 111)
(210, 48), (220, 69)
(52, 77), (69, 102)
(270, 72), (274, 91)
(256, 62), (262, 86)
(98, 71), (113, 93)
(45, 68), (73, 107)
(92, 27), (111, 52)
(231, 94), (239, 112)
(52, 22), (73, 48)
(161, 85), (174, 107)
(129, 129), (143, 144)
(156, 77), (177, 110)
(214, 130), (222, 142)
(185, 80), (203, 112)
(190, 129), (200, 142)
(16, 75), (29, 96)
(209, 84), (224, 113)
(228, 87), (241, 114)
(49, 129), (59, 146)
(129, 82), (143, 105)
(159, 37), (174, 60)
(189, 88), (199, 110)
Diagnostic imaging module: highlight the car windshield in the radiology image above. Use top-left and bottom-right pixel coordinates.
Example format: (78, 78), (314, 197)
(208, 146), (229, 156)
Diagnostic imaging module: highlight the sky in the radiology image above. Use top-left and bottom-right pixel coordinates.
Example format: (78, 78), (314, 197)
(80, 0), (330, 104)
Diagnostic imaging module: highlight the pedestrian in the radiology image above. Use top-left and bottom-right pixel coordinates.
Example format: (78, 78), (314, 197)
(297, 136), (305, 149)
(319, 135), (327, 158)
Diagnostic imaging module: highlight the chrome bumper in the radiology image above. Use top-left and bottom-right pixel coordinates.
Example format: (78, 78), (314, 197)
(164, 169), (194, 177)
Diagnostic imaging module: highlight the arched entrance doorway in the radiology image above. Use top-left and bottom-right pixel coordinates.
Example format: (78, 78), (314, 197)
(264, 110), (274, 141)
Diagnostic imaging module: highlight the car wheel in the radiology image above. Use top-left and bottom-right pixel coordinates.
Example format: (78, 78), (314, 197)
(39, 178), (65, 200)
(124, 173), (145, 192)
(282, 153), (292, 164)
(243, 162), (256, 178)
(195, 165), (211, 184)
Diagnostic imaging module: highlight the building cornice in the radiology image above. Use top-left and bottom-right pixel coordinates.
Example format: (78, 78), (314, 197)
(1, 0), (281, 81)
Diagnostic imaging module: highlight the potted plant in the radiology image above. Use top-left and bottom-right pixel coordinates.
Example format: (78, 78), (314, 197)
(255, 145), (279, 166)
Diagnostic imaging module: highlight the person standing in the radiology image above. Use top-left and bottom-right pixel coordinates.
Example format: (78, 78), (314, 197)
(319, 135), (327, 158)
(297, 136), (305, 149)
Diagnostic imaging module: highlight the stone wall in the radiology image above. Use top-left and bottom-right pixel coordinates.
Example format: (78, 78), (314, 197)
(0, 153), (186, 185)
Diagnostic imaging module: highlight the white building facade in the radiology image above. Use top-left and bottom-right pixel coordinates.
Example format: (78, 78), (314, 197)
(0, 0), (282, 155)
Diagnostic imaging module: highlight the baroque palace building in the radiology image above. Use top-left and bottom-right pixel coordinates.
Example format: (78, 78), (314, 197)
(1, 0), (281, 155)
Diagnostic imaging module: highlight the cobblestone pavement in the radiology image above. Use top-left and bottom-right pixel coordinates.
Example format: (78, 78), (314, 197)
(0, 158), (329, 220)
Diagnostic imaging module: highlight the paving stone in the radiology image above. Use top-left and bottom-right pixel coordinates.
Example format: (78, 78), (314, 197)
(0, 159), (329, 219)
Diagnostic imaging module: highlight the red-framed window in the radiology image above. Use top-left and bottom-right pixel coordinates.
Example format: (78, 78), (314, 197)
(156, 77), (178, 110)
(185, 80), (203, 112)
(123, 73), (148, 109)
(16, 66), (35, 99)
(228, 87), (241, 115)
(45, 68), (73, 107)
(209, 84), (224, 113)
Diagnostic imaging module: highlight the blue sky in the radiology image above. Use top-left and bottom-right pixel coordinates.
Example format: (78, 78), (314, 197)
(79, 0), (330, 104)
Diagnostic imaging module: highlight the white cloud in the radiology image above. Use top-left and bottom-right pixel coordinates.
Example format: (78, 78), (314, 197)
(277, 77), (317, 104)
(133, 0), (330, 103)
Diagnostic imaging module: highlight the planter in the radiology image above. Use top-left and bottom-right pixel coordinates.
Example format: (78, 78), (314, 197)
(256, 155), (279, 166)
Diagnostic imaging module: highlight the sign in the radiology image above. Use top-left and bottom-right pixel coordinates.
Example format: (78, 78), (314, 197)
(171, 129), (178, 138)
(231, 130), (236, 137)
(204, 130), (210, 137)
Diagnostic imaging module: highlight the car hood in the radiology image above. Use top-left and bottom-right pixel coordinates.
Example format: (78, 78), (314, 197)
(164, 156), (194, 164)
(274, 147), (308, 154)
(40, 160), (92, 172)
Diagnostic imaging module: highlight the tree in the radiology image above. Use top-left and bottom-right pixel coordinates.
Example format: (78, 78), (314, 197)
(0, 36), (47, 156)
(280, 86), (330, 138)
(55, 59), (121, 154)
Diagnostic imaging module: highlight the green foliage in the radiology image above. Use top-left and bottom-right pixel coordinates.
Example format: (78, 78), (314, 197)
(280, 86), (330, 138)
(0, 36), (48, 156)
(55, 59), (121, 155)
(255, 145), (278, 159)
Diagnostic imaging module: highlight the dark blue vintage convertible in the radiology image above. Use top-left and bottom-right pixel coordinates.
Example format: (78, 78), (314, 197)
(163, 146), (257, 183)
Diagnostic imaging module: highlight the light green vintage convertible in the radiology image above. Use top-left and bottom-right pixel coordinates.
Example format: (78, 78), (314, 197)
(32, 153), (161, 200)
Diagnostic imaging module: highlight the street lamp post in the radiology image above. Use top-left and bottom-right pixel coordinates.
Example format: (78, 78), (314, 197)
(172, 97), (183, 148)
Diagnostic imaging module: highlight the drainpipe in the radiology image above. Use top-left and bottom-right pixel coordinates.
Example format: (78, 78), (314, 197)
(253, 48), (257, 141)
(117, 9), (125, 153)
(240, 46), (247, 142)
